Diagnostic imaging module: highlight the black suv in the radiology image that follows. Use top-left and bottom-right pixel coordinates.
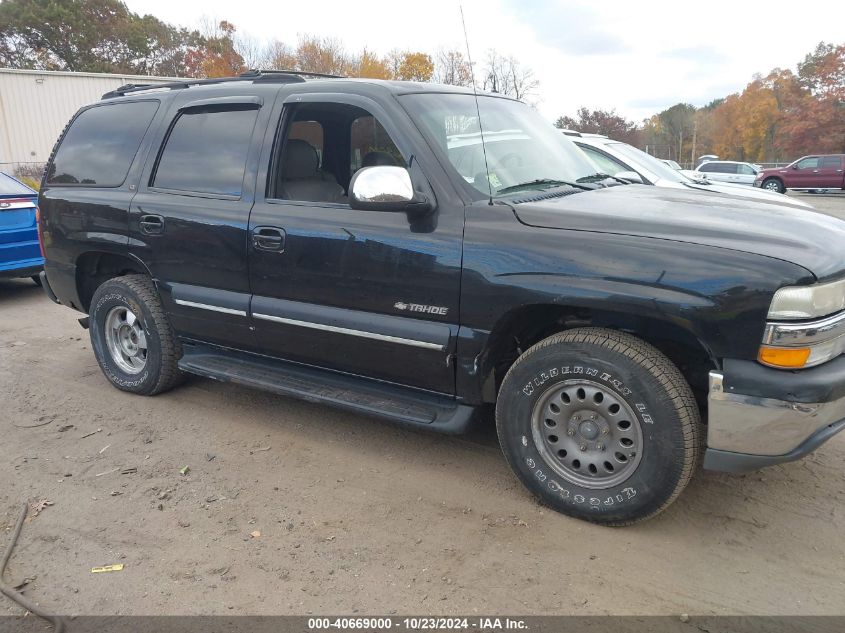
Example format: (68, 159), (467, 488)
(38, 71), (845, 525)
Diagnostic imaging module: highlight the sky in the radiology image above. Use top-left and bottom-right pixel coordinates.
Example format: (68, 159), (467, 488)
(125, 0), (845, 123)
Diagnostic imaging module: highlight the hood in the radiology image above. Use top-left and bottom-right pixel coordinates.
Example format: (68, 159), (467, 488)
(512, 185), (845, 280)
(677, 179), (812, 209)
(758, 166), (791, 177)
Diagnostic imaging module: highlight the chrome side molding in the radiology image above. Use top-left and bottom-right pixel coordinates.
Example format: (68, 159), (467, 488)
(173, 298), (247, 317)
(251, 313), (445, 351)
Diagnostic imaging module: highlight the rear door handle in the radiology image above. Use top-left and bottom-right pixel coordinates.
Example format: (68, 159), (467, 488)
(252, 226), (286, 252)
(139, 214), (165, 235)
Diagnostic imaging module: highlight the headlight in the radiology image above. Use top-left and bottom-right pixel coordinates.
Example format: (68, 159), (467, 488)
(767, 278), (845, 320)
(760, 281), (845, 368)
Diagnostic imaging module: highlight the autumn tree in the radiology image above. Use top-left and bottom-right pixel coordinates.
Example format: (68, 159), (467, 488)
(784, 42), (845, 154)
(639, 115), (665, 156)
(397, 52), (434, 82)
(262, 39), (297, 71)
(798, 42), (845, 99)
(184, 19), (244, 78)
(295, 35), (350, 75)
(554, 107), (640, 145)
(352, 49), (392, 79)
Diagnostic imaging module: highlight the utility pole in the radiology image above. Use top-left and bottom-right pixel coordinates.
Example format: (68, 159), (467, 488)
(690, 118), (698, 168)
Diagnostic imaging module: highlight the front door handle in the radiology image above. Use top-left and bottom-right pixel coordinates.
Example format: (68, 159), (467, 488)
(252, 226), (286, 252)
(139, 214), (165, 235)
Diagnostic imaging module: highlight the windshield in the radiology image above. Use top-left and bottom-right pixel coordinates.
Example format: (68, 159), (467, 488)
(606, 142), (692, 184)
(399, 93), (598, 198)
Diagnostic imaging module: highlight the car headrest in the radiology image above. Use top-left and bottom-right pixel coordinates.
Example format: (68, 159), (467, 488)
(282, 139), (319, 179)
(361, 151), (399, 168)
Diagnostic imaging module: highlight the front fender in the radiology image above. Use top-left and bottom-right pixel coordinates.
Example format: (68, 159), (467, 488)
(456, 206), (813, 402)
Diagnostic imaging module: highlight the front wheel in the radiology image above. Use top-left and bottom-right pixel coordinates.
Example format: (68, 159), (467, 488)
(89, 274), (183, 395)
(496, 328), (701, 526)
(761, 178), (785, 193)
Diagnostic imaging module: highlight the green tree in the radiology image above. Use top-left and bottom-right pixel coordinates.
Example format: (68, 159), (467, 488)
(658, 103), (696, 162)
(0, 0), (198, 75)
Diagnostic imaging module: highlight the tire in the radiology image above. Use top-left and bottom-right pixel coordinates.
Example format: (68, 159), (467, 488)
(496, 327), (701, 526)
(88, 274), (183, 395)
(761, 177), (785, 194)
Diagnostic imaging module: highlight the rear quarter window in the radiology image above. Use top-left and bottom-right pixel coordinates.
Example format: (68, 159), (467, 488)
(46, 101), (159, 187)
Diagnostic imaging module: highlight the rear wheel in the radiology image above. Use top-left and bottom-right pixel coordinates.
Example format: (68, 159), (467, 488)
(496, 328), (701, 526)
(762, 177), (784, 193)
(89, 274), (183, 395)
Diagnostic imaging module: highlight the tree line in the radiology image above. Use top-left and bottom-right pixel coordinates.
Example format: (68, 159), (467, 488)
(555, 42), (845, 164)
(0, 0), (538, 99)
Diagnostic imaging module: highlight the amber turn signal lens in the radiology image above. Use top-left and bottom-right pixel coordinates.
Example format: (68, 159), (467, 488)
(758, 346), (811, 369)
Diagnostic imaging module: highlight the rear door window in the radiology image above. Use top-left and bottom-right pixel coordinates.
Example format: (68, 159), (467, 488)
(820, 156), (842, 170)
(152, 106), (259, 197)
(47, 101), (159, 186)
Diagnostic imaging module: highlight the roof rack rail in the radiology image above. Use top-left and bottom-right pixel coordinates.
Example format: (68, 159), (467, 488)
(101, 69), (341, 100)
(240, 68), (345, 79)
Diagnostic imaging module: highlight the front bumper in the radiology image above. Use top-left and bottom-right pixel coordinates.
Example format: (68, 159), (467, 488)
(704, 358), (845, 472)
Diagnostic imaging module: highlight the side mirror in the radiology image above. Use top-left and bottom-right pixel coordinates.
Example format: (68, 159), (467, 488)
(615, 170), (644, 184)
(792, 165), (799, 170)
(349, 166), (431, 213)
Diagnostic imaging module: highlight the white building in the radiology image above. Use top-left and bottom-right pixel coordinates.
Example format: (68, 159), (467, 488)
(0, 68), (181, 172)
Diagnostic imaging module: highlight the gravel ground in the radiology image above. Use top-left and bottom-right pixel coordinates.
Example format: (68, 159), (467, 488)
(1, 190), (845, 619)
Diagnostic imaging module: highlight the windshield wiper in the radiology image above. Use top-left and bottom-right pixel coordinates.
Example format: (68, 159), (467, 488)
(576, 172), (631, 185)
(686, 176), (711, 185)
(496, 178), (592, 195)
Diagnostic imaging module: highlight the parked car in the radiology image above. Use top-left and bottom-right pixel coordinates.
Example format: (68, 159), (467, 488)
(0, 172), (43, 284)
(661, 159), (682, 170)
(696, 154), (719, 167)
(564, 132), (811, 208)
(755, 155), (845, 193)
(691, 160), (760, 186)
(39, 72), (845, 525)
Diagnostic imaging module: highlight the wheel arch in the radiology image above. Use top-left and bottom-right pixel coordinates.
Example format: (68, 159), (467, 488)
(762, 175), (785, 189)
(478, 303), (717, 407)
(75, 251), (152, 313)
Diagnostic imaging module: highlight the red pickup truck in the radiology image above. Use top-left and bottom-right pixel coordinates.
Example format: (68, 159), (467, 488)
(754, 155), (845, 193)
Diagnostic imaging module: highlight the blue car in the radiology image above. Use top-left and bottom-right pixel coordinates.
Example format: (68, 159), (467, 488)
(0, 172), (43, 283)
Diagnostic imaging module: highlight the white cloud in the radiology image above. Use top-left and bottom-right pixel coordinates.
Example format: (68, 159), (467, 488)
(126, 0), (845, 122)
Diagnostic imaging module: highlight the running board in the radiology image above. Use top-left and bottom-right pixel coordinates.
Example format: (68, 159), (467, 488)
(178, 345), (476, 434)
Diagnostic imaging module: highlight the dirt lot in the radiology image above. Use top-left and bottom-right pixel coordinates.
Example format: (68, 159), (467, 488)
(2, 191), (845, 618)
